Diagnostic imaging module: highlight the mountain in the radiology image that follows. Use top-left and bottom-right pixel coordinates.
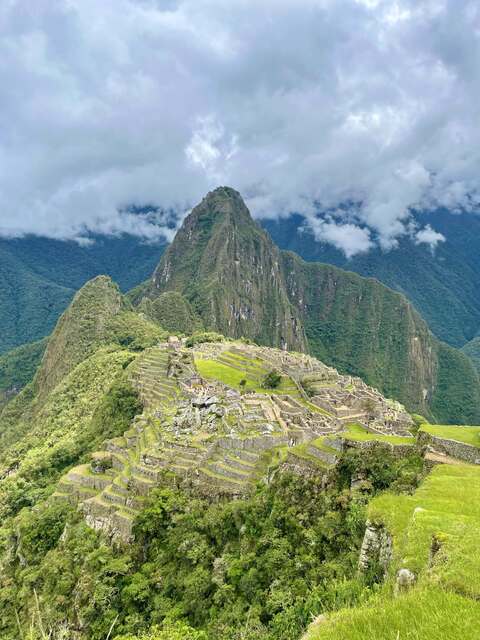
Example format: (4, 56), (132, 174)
(263, 209), (480, 348)
(149, 187), (306, 352)
(462, 336), (480, 373)
(144, 187), (480, 424)
(0, 271), (478, 640)
(0, 233), (167, 354)
(0, 337), (47, 408)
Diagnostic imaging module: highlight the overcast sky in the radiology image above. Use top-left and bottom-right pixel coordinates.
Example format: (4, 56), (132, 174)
(0, 0), (479, 256)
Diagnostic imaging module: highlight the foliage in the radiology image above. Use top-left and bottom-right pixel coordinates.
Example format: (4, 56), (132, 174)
(264, 209), (480, 349)
(108, 311), (168, 351)
(0, 234), (166, 354)
(0, 444), (424, 640)
(0, 347), (138, 520)
(185, 332), (225, 348)
(139, 292), (203, 336)
(462, 335), (480, 372)
(0, 337), (47, 401)
(306, 462), (480, 640)
(262, 370), (282, 389)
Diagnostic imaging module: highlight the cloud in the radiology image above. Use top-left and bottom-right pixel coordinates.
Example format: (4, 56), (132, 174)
(414, 224), (446, 250)
(0, 0), (479, 253)
(303, 217), (373, 258)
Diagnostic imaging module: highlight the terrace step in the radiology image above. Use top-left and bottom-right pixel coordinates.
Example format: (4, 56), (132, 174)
(207, 461), (251, 481)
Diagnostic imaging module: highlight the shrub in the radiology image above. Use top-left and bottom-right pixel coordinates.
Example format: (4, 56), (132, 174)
(185, 332), (224, 348)
(262, 370), (282, 389)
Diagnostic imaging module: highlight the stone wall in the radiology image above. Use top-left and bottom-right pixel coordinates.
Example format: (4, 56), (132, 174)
(418, 431), (480, 464)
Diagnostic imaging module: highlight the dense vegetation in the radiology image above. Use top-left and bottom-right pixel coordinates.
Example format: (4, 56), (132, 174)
(306, 462), (480, 639)
(0, 338), (47, 405)
(0, 447), (423, 640)
(0, 233), (166, 354)
(263, 208), (480, 348)
(461, 335), (480, 372)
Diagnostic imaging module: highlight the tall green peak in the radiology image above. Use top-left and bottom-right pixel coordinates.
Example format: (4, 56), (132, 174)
(34, 275), (126, 398)
(150, 186), (307, 351)
(144, 188), (480, 423)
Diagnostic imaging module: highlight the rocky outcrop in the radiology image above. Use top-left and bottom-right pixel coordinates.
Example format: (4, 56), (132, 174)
(358, 520), (393, 576)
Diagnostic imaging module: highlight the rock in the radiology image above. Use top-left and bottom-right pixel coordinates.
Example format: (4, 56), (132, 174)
(395, 568), (416, 594)
(358, 521), (392, 576)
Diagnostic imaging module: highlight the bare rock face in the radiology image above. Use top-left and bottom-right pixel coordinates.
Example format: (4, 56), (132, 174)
(358, 521), (393, 576)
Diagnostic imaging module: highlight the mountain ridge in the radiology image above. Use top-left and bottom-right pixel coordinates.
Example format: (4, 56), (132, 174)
(143, 187), (480, 424)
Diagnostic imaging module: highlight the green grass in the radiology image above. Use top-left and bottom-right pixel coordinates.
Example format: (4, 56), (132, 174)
(194, 356), (299, 397)
(305, 587), (480, 640)
(419, 423), (480, 448)
(306, 462), (480, 640)
(341, 423), (415, 445)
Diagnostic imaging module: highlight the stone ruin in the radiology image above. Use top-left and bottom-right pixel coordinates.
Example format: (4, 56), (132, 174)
(52, 340), (415, 542)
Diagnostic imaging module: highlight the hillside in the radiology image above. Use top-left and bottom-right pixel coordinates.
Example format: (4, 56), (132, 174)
(1, 269), (479, 639)
(0, 280), (419, 639)
(263, 209), (480, 348)
(462, 336), (480, 373)
(0, 233), (167, 354)
(0, 279), (478, 638)
(144, 187), (480, 424)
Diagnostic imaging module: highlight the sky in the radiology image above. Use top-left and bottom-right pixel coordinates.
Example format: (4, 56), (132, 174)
(0, 0), (479, 256)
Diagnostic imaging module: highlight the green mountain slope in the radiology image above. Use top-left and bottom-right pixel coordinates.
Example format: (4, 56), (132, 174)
(149, 187), (306, 352)
(0, 264), (478, 640)
(0, 338), (47, 407)
(143, 187), (480, 424)
(263, 210), (480, 347)
(462, 336), (480, 373)
(0, 234), (167, 354)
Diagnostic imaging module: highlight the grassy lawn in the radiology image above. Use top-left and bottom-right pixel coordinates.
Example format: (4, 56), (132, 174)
(306, 462), (480, 640)
(341, 423), (415, 445)
(194, 357), (300, 396)
(305, 587), (480, 640)
(420, 423), (480, 448)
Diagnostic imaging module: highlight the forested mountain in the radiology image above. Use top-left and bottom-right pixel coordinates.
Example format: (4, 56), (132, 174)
(144, 187), (480, 424)
(0, 234), (167, 354)
(263, 209), (480, 348)
(0, 246), (478, 639)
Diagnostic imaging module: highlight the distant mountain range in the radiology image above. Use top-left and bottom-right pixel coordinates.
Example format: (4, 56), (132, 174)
(263, 209), (480, 348)
(2, 192), (480, 422)
(0, 234), (167, 354)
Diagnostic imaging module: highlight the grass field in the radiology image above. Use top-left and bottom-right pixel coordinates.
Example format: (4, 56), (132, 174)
(194, 356), (300, 396)
(305, 462), (480, 640)
(419, 423), (480, 447)
(341, 423), (415, 445)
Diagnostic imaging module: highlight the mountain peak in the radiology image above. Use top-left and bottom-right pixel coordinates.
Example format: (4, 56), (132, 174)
(34, 275), (125, 397)
(186, 185), (254, 229)
(149, 188), (306, 351)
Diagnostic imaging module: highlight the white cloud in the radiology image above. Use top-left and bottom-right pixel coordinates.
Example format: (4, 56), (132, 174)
(415, 224), (446, 250)
(0, 0), (479, 254)
(307, 219), (373, 258)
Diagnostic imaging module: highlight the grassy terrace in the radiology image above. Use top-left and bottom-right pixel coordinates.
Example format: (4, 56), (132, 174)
(419, 423), (480, 447)
(194, 354), (300, 396)
(341, 423), (415, 445)
(305, 462), (480, 640)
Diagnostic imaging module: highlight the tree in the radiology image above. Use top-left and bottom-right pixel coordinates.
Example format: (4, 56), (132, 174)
(262, 370), (282, 389)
